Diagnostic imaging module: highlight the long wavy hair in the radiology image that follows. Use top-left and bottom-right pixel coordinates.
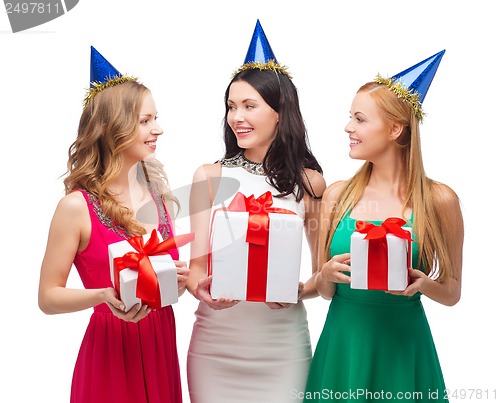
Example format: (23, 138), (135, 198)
(325, 82), (454, 281)
(223, 69), (323, 201)
(64, 80), (176, 236)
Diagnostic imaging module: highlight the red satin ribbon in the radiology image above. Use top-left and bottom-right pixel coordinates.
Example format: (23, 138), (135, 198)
(113, 229), (195, 309)
(355, 217), (413, 290)
(208, 191), (296, 301)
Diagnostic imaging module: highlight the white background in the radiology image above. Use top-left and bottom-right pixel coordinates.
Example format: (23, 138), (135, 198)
(1, 1), (498, 402)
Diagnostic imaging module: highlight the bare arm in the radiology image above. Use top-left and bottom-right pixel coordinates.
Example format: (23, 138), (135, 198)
(38, 192), (124, 314)
(298, 169), (326, 300)
(186, 164), (238, 310)
(314, 181), (352, 300)
(392, 183), (463, 306)
(186, 164), (214, 295)
(163, 198), (190, 297)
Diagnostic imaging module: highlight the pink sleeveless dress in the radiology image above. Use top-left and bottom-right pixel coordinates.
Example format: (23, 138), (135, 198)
(71, 189), (182, 403)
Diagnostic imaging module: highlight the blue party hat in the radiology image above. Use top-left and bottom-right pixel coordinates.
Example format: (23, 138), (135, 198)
(375, 50), (445, 121)
(243, 19), (277, 65)
(392, 50), (445, 104)
(233, 20), (291, 78)
(90, 46), (122, 84)
(83, 46), (137, 106)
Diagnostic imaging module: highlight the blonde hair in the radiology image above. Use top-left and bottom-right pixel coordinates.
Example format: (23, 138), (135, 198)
(325, 82), (453, 281)
(64, 80), (177, 236)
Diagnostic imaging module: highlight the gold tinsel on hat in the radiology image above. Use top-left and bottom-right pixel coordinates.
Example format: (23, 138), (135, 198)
(232, 60), (292, 79)
(374, 75), (425, 122)
(83, 75), (138, 107)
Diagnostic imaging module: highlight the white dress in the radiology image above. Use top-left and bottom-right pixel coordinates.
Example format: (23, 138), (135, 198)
(187, 154), (312, 403)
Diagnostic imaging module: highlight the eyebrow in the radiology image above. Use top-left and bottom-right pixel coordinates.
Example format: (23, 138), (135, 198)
(227, 98), (259, 103)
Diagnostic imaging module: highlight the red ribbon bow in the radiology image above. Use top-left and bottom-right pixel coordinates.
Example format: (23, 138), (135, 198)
(355, 217), (413, 290)
(228, 191), (294, 246)
(114, 229), (195, 309)
(209, 191), (296, 301)
(355, 217), (413, 241)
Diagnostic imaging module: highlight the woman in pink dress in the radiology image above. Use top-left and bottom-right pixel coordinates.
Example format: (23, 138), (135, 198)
(38, 47), (186, 403)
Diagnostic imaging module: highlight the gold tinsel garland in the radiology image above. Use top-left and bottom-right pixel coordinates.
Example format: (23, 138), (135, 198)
(232, 60), (292, 79)
(83, 75), (138, 107)
(374, 75), (425, 122)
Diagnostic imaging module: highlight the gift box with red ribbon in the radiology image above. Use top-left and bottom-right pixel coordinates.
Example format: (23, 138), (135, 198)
(209, 191), (303, 303)
(350, 218), (413, 291)
(108, 229), (194, 311)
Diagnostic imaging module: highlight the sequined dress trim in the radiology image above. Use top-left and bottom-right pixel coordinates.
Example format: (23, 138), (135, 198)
(83, 190), (171, 240)
(220, 152), (265, 176)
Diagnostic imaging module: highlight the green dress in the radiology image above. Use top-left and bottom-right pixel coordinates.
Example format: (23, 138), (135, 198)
(305, 214), (448, 402)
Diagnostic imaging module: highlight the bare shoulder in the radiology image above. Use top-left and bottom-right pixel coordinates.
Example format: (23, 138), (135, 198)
(431, 182), (464, 243)
(431, 182), (463, 230)
(192, 162), (222, 182)
(48, 191), (89, 239)
(303, 168), (327, 199)
(190, 163), (222, 206)
(322, 180), (348, 204)
(431, 182), (461, 209)
(55, 191), (88, 217)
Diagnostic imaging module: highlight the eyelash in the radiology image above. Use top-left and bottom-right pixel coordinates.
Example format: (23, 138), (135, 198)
(227, 105), (256, 110)
(141, 116), (158, 124)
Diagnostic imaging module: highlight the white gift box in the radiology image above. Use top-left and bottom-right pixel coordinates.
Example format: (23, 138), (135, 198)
(350, 227), (412, 291)
(108, 232), (178, 311)
(210, 210), (303, 303)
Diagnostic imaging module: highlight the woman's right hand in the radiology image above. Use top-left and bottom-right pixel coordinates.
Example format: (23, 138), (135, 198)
(194, 276), (239, 310)
(321, 253), (351, 284)
(104, 287), (152, 322)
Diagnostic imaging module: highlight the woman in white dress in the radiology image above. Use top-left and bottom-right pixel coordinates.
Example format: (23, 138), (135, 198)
(186, 20), (326, 403)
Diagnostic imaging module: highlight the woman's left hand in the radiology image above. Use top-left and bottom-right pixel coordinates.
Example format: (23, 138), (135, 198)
(297, 282), (305, 301)
(265, 302), (291, 309)
(386, 269), (428, 297)
(265, 282), (303, 309)
(175, 260), (189, 295)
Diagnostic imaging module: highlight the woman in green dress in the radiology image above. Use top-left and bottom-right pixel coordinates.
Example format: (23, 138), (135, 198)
(305, 52), (463, 402)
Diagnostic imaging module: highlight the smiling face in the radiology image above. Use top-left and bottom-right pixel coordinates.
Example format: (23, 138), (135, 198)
(226, 80), (279, 160)
(123, 91), (163, 164)
(344, 90), (397, 163)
